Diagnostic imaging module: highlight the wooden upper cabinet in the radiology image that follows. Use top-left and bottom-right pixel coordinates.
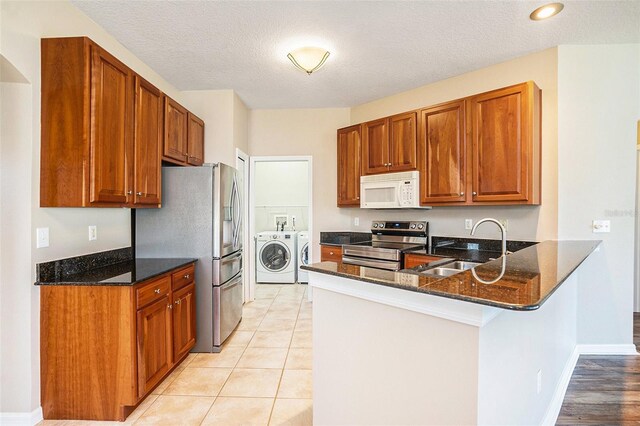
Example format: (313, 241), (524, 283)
(362, 118), (390, 175)
(163, 96), (188, 164)
(470, 81), (541, 204)
(389, 112), (417, 172)
(89, 46), (133, 205)
(137, 295), (172, 398)
(419, 100), (466, 204)
(187, 113), (205, 166)
(133, 76), (163, 206)
(337, 125), (362, 206)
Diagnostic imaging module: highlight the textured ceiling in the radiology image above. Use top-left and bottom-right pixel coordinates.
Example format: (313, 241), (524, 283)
(72, 0), (640, 109)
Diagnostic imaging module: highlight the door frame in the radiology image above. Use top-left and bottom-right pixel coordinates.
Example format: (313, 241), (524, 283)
(248, 156), (313, 302)
(236, 148), (250, 302)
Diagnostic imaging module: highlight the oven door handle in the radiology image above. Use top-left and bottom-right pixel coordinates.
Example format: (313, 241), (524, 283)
(342, 256), (401, 271)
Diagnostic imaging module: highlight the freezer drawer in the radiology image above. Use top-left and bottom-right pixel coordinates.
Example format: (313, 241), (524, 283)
(213, 251), (242, 286)
(213, 273), (243, 347)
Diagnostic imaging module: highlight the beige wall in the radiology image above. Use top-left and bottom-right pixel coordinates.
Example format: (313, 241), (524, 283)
(349, 48), (558, 242)
(0, 0), (185, 416)
(557, 44), (639, 345)
(248, 108), (352, 262)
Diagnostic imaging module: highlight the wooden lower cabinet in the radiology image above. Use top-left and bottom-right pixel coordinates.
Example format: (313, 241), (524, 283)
(40, 262), (196, 421)
(403, 253), (444, 269)
(320, 245), (343, 262)
(172, 282), (197, 361)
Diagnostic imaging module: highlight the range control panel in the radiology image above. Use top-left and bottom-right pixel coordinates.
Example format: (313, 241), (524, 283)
(370, 221), (427, 232)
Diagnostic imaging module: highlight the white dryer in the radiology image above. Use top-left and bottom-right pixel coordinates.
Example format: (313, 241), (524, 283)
(256, 231), (297, 284)
(297, 231), (309, 283)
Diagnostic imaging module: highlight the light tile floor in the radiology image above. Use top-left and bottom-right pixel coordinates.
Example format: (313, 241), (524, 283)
(40, 283), (312, 426)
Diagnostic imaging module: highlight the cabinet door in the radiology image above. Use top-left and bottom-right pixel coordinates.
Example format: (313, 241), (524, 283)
(187, 113), (205, 166)
(471, 82), (532, 202)
(163, 96), (188, 163)
(137, 296), (172, 397)
(133, 76), (163, 206)
(362, 118), (390, 175)
(419, 101), (466, 204)
(389, 112), (417, 172)
(337, 125), (362, 206)
(89, 45), (133, 204)
(172, 282), (196, 361)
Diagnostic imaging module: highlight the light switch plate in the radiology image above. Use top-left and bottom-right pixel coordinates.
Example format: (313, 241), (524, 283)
(465, 219), (473, 230)
(354, 217), (360, 226)
(592, 220), (610, 233)
(36, 227), (49, 248)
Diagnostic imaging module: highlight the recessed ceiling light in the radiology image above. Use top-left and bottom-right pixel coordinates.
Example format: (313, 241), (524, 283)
(530, 2), (564, 20)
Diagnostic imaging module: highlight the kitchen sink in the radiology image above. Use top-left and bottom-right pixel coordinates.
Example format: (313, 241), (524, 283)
(441, 261), (482, 270)
(420, 260), (482, 277)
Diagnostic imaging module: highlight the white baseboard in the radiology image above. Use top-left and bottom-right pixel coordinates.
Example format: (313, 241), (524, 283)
(577, 344), (639, 355)
(540, 346), (580, 426)
(0, 406), (43, 425)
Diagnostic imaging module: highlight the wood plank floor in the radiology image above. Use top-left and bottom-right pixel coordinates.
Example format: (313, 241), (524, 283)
(556, 313), (640, 425)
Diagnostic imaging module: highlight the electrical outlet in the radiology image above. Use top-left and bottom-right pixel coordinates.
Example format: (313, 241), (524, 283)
(536, 370), (542, 394)
(88, 225), (97, 241)
(36, 227), (50, 248)
(592, 220), (610, 233)
(500, 219), (509, 231)
(354, 217), (360, 226)
(465, 219), (473, 230)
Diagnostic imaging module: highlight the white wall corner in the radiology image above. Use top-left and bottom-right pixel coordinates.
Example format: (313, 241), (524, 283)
(0, 406), (43, 426)
(540, 346), (580, 426)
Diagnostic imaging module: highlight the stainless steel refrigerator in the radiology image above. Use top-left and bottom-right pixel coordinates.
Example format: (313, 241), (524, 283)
(136, 163), (243, 352)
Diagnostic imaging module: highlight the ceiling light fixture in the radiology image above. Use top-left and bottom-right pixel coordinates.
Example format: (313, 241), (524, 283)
(530, 2), (564, 20)
(287, 47), (330, 75)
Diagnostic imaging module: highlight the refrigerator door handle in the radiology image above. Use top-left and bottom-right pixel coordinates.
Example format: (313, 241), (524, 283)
(231, 175), (241, 249)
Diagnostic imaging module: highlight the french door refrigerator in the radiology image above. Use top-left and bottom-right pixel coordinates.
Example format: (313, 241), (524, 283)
(136, 163), (243, 352)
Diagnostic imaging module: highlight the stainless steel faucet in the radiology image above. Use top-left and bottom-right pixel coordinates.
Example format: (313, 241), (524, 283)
(470, 218), (508, 257)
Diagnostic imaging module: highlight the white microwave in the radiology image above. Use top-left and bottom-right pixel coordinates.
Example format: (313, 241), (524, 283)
(360, 171), (430, 209)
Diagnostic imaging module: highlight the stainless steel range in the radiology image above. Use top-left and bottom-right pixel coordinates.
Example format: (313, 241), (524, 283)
(342, 221), (428, 271)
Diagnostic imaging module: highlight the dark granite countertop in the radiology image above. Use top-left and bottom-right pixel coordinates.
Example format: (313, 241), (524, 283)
(35, 247), (196, 286)
(36, 258), (196, 286)
(320, 231), (371, 247)
(302, 240), (600, 311)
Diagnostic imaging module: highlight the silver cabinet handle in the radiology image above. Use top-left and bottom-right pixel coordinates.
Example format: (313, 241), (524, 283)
(329, 251), (334, 255)
(472, 191), (477, 196)
(136, 192), (142, 196)
(167, 304), (173, 310)
(127, 190), (133, 195)
(460, 192), (465, 196)
(184, 274), (190, 279)
(154, 288), (160, 294)
(175, 299), (181, 305)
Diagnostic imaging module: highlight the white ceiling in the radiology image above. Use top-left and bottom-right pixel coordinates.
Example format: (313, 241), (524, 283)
(72, 0), (640, 109)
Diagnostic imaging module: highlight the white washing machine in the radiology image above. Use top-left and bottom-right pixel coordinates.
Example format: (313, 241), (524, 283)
(256, 231), (297, 284)
(297, 231), (309, 283)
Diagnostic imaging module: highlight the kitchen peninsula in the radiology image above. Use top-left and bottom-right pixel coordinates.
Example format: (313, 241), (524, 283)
(303, 240), (600, 425)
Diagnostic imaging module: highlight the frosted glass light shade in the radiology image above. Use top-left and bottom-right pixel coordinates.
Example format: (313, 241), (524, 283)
(529, 3), (564, 20)
(287, 47), (330, 75)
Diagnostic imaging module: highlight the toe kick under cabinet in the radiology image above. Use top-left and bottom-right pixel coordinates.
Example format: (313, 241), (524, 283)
(40, 263), (196, 421)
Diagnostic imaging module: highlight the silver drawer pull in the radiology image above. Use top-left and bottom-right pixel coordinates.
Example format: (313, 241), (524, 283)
(183, 274), (190, 279)
(136, 192), (142, 196)
(167, 304), (172, 310)
(154, 288), (161, 294)
(175, 299), (181, 305)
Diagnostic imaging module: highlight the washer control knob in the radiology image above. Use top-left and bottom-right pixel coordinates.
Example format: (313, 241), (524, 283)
(373, 223), (378, 228)
(410, 223), (416, 229)
(417, 224), (424, 230)
(272, 234), (278, 239)
(379, 222), (385, 228)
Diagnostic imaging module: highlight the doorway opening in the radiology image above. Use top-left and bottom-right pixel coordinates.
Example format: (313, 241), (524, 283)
(247, 156), (313, 302)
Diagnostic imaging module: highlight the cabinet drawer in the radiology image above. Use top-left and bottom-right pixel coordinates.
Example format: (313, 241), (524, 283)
(137, 275), (171, 309)
(321, 245), (343, 262)
(404, 254), (443, 269)
(172, 264), (195, 291)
